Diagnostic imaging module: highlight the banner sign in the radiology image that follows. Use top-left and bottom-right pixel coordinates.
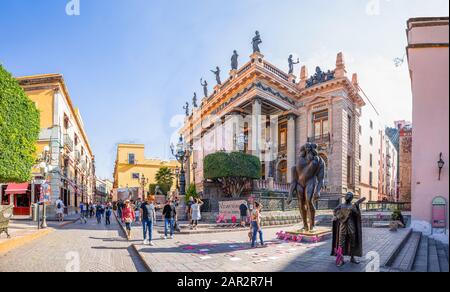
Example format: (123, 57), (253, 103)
(39, 181), (51, 204)
(219, 200), (247, 220)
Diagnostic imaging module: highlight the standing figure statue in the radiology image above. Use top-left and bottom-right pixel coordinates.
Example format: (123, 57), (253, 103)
(192, 93), (198, 108)
(200, 78), (208, 98)
(231, 50), (239, 70)
(211, 66), (222, 85)
(287, 143), (325, 232)
(252, 31), (262, 53)
(331, 192), (366, 267)
(288, 54), (300, 74)
(183, 102), (189, 116)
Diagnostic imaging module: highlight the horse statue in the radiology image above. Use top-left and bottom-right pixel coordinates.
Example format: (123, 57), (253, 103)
(287, 143), (325, 232)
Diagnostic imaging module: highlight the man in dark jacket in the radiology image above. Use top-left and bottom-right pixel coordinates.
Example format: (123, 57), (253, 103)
(162, 200), (176, 239)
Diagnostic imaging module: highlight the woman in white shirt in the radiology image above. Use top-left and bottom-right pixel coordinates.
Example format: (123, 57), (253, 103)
(190, 198), (203, 230)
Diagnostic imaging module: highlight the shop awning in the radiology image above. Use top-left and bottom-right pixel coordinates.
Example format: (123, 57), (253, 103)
(5, 183), (30, 195)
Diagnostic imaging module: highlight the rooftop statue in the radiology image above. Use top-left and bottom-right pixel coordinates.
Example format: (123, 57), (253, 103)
(183, 102), (189, 117)
(306, 67), (335, 88)
(192, 93), (198, 108)
(200, 78), (208, 98)
(231, 50), (239, 70)
(252, 31), (262, 53)
(211, 66), (222, 85)
(287, 143), (325, 232)
(288, 54), (300, 74)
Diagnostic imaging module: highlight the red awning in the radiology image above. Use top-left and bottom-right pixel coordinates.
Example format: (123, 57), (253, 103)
(5, 183), (30, 195)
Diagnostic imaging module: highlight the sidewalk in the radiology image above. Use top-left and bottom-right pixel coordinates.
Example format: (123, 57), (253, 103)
(0, 214), (80, 254)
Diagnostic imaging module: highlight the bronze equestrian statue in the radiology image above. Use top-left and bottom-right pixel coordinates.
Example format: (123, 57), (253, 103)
(287, 143), (325, 232)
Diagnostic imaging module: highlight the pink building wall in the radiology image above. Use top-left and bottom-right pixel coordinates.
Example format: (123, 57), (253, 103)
(407, 17), (449, 235)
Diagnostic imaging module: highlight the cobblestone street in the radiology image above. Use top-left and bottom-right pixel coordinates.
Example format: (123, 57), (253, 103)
(0, 216), (147, 272)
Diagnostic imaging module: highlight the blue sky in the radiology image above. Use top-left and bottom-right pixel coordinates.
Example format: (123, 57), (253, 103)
(1, 0), (448, 179)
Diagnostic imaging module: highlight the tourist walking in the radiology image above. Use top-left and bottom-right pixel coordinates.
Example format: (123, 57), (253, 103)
(250, 202), (264, 248)
(55, 197), (65, 222)
(140, 197), (156, 245)
(122, 200), (135, 240)
(79, 202), (87, 224)
(117, 200), (123, 219)
(190, 198), (203, 230)
(187, 196), (194, 222)
(96, 203), (103, 224)
(105, 203), (112, 225)
(162, 200), (176, 239)
(239, 201), (249, 227)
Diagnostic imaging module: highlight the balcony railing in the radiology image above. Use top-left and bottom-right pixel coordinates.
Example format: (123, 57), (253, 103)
(307, 133), (330, 144)
(64, 134), (74, 152)
(74, 150), (81, 162)
(263, 62), (289, 81)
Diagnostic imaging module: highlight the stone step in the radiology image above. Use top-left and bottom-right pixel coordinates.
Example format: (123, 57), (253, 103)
(436, 241), (449, 273)
(428, 239), (441, 272)
(391, 231), (421, 271)
(412, 234), (429, 272)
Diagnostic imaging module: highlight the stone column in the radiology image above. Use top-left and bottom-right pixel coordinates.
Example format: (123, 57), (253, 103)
(287, 114), (297, 183)
(251, 98), (262, 159)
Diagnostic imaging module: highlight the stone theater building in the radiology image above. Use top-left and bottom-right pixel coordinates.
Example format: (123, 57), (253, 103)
(180, 39), (397, 203)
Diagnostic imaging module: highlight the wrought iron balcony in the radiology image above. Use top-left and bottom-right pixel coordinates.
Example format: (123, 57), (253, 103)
(307, 133), (330, 144)
(64, 134), (74, 152)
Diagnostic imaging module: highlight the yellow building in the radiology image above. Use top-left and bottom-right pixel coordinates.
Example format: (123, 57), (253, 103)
(113, 144), (178, 199)
(9, 74), (95, 216)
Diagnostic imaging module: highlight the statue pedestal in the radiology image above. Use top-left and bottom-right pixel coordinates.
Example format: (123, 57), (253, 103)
(250, 52), (264, 64)
(279, 226), (332, 243)
(288, 73), (297, 84)
(229, 69), (237, 78)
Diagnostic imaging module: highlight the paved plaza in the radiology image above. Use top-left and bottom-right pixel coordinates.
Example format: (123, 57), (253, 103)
(1, 214), (444, 272)
(130, 224), (410, 272)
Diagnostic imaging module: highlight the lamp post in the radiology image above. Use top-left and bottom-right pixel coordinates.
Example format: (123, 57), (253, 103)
(171, 135), (192, 196)
(39, 146), (51, 229)
(438, 153), (445, 181)
(140, 174), (149, 199)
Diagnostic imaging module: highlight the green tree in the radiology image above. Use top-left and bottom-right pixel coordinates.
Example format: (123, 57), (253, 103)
(185, 183), (199, 203)
(204, 151), (261, 198)
(0, 65), (40, 183)
(152, 166), (174, 196)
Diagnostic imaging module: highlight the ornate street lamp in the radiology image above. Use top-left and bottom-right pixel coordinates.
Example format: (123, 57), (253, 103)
(438, 153), (445, 181)
(171, 135), (192, 196)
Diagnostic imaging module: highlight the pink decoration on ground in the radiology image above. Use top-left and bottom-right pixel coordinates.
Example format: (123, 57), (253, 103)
(335, 247), (343, 266)
(231, 216), (237, 224)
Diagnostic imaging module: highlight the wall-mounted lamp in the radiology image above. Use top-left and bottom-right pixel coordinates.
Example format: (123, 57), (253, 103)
(438, 153), (445, 181)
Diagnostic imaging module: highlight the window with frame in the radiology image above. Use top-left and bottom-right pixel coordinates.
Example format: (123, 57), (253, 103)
(128, 153), (136, 165)
(370, 154), (373, 167)
(370, 137), (373, 146)
(369, 171), (373, 186)
(313, 110), (329, 138)
(347, 156), (352, 185)
(279, 122), (287, 151)
(74, 134), (79, 146)
(64, 114), (69, 130)
(347, 115), (352, 142)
